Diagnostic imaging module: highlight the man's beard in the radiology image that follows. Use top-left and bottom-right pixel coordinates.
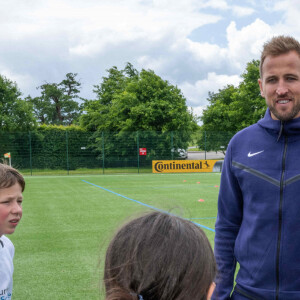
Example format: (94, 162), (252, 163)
(269, 101), (300, 121)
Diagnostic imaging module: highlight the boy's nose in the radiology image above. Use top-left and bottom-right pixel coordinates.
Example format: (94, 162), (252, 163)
(11, 202), (22, 214)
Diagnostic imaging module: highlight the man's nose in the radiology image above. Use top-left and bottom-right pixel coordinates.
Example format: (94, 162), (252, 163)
(276, 82), (288, 96)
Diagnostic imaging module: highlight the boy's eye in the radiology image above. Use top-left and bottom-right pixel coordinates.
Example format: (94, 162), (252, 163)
(0, 200), (10, 204)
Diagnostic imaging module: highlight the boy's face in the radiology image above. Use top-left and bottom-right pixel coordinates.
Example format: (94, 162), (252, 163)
(0, 183), (23, 236)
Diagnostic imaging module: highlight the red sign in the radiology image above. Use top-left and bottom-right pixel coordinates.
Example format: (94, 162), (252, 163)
(139, 148), (147, 156)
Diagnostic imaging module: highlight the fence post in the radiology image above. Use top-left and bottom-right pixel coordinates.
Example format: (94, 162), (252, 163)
(137, 131), (140, 174)
(66, 131), (69, 175)
(171, 131), (174, 160)
(204, 131), (207, 160)
(29, 132), (32, 176)
(102, 132), (105, 174)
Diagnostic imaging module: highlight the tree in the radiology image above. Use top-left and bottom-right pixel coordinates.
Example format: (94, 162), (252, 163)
(80, 63), (198, 162)
(198, 60), (266, 152)
(82, 63), (197, 133)
(28, 73), (82, 125)
(229, 60), (266, 129)
(0, 74), (36, 131)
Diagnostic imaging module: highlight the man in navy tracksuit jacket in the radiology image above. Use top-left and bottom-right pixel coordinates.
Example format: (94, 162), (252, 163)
(213, 36), (300, 300)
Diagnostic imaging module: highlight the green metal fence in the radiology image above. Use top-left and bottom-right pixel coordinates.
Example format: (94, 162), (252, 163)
(0, 130), (235, 175)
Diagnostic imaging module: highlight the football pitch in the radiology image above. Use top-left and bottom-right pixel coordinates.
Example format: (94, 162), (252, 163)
(11, 172), (221, 299)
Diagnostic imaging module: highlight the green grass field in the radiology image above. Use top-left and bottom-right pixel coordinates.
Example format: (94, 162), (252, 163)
(10, 172), (221, 299)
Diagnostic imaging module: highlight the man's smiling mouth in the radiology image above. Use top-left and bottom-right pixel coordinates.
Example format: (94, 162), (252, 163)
(277, 100), (290, 104)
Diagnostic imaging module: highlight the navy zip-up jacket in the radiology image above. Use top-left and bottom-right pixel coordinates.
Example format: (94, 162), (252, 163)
(213, 109), (300, 300)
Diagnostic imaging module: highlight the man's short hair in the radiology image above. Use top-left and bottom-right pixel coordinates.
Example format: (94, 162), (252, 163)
(260, 35), (300, 77)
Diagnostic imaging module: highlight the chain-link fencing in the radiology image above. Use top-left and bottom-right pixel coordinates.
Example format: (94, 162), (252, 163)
(0, 130), (236, 175)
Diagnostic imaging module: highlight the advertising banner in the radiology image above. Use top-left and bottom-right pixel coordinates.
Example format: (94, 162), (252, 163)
(152, 159), (222, 173)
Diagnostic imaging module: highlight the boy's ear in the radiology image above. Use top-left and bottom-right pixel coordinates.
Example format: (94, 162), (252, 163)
(207, 282), (216, 300)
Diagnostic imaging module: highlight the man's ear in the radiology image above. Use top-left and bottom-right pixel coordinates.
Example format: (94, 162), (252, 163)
(258, 78), (265, 97)
(207, 282), (216, 300)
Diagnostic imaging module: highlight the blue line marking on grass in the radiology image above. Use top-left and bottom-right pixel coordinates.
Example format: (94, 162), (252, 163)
(82, 180), (215, 233)
(82, 180), (164, 211)
(191, 217), (217, 220)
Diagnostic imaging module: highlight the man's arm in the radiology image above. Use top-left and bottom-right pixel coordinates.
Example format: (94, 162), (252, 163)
(212, 144), (243, 300)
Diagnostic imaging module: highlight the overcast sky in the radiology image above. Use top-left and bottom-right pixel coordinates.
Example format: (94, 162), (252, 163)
(1, 0), (300, 119)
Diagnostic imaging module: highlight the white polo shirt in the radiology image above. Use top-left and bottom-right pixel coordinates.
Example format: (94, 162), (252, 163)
(0, 235), (14, 300)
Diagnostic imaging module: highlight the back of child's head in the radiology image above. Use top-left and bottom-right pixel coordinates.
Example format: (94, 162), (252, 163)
(104, 211), (216, 300)
(0, 163), (25, 191)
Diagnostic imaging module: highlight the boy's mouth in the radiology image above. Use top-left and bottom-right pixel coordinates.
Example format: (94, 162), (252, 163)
(9, 218), (20, 225)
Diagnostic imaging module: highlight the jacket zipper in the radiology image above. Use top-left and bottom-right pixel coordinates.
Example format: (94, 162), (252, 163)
(234, 287), (259, 300)
(276, 135), (288, 300)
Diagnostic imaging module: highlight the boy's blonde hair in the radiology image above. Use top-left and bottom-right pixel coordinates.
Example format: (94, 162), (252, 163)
(0, 164), (25, 192)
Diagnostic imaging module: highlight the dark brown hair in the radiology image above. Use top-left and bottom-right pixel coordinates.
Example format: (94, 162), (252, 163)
(260, 35), (300, 77)
(0, 163), (25, 192)
(104, 211), (216, 300)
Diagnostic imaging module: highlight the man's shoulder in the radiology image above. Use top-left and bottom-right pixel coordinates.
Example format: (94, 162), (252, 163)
(230, 123), (260, 143)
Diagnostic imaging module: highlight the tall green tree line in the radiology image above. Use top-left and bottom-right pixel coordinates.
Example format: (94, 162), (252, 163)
(0, 60), (266, 147)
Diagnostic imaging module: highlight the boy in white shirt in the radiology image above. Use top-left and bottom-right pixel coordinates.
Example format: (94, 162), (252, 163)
(0, 164), (25, 300)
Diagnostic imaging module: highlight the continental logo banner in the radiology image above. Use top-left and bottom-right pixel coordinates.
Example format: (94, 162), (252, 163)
(152, 160), (221, 173)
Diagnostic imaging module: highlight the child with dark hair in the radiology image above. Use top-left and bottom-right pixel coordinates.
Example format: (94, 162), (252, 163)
(0, 164), (25, 299)
(104, 211), (216, 300)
